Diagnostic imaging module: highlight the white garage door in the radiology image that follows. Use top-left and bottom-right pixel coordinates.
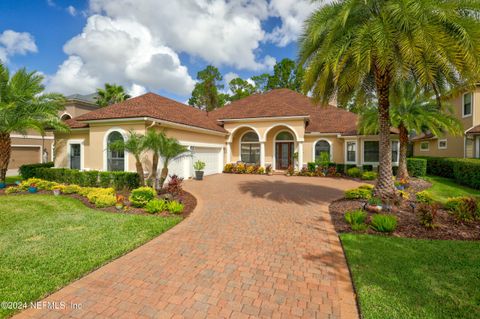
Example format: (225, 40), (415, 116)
(192, 147), (222, 176)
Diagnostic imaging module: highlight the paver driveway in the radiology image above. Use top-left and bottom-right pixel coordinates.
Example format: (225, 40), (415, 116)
(15, 174), (362, 319)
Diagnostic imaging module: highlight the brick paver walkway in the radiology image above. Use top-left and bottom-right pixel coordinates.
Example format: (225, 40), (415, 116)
(15, 174), (361, 319)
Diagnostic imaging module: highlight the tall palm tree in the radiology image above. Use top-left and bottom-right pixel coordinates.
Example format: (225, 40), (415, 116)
(157, 136), (189, 188)
(109, 130), (147, 186)
(359, 81), (463, 180)
(299, 0), (480, 199)
(0, 63), (68, 182)
(95, 83), (131, 107)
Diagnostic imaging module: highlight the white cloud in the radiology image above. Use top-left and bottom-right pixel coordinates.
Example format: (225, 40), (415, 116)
(0, 30), (38, 62)
(46, 15), (195, 96)
(224, 72), (239, 86)
(128, 84), (147, 97)
(266, 0), (321, 47)
(66, 5), (77, 16)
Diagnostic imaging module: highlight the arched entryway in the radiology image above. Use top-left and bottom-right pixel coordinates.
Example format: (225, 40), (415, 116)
(274, 131), (295, 170)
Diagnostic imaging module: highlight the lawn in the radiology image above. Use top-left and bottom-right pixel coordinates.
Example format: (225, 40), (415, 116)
(424, 175), (480, 204)
(0, 195), (181, 318)
(4, 175), (21, 184)
(341, 234), (480, 319)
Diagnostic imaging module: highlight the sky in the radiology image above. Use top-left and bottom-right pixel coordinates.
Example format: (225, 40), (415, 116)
(0, 0), (323, 102)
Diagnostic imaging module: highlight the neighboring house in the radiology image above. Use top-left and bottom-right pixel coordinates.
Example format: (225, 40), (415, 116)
(8, 93), (98, 175)
(412, 88), (480, 158)
(55, 89), (400, 179)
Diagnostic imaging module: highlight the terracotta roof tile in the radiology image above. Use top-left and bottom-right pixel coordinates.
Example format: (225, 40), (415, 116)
(73, 93), (226, 133)
(64, 118), (88, 128)
(466, 125), (480, 134)
(411, 132), (436, 141)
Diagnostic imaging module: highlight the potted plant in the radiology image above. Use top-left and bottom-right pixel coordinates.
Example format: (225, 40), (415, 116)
(0, 181), (5, 189)
(193, 160), (206, 180)
(266, 164), (273, 176)
(28, 183), (38, 193)
(52, 186), (62, 196)
(115, 194), (125, 210)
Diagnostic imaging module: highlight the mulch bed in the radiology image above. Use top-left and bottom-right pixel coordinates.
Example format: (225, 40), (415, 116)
(0, 188), (197, 218)
(330, 178), (480, 241)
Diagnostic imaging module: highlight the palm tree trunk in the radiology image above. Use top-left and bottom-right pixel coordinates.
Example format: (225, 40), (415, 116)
(0, 133), (11, 182)
(150, 152), (159, 188)
(397, 124), (410, 180)
(159, 161), (169, 189)
(374, 70), (396, 200)
(134, 155), (145, 186)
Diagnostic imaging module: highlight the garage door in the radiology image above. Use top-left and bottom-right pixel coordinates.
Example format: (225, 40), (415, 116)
(192, 147), (222, 176)
(9, 146), (41, 169)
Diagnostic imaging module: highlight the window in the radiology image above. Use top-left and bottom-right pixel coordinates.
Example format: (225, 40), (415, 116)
(391, 141), (399, 162)
(276, 131), (294, 141)
(241, 131), (260, 164)
(315, 140), (331, 161)
(363, 141), (379, 162)
(107, 131), (125, 171)
(463, 93), (472, 117)
(60, 113), (72, 121)
(438, 139), (447, 150)
(420, 142), (429, 151)
(346, 141), (356, 163)
(70, 144), (81, 169)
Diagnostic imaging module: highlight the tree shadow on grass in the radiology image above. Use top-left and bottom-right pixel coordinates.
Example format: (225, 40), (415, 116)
(238, 179), (346, 205)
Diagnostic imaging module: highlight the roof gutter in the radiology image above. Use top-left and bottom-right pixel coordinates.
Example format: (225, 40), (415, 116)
(218, 115), (309, 122)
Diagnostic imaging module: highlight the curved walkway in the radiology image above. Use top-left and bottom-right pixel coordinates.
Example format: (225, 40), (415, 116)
(15, 174), (361, 319)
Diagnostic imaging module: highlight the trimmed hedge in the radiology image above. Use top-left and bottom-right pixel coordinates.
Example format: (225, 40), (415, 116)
(362, 164), (374, 172)
(34, 168), (139, 190)
(415, 157), (480, 190)
(19, 162), (54, 179)
(406, 158), (427, 177)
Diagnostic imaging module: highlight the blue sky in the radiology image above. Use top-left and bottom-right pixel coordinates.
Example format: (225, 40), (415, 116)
(0, 0), (318, 102)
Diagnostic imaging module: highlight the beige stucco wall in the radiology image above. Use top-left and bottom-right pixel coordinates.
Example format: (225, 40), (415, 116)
(303, 135), (344, 164)
(54, 130), (90, 168)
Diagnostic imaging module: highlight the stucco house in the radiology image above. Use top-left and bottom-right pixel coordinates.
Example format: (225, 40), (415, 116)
(412, 87), (480, 159)
(55, 89), (400, 178)
(8, 94), (98, 175)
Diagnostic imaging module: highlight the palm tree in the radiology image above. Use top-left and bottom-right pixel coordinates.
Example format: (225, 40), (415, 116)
(109, 130), (147, 186)
(144, 130), (163, 188)
(157, 136), (190, 188)
(0, 63), (68, 182)
(359, 81), (463, 180)
(299, 0), (480, 199)
(95, 83), (131, 107)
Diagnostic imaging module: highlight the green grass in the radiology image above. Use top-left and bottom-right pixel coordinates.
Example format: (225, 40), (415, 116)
(4, 176), (21, 184)
(0, 195), (181, 318)
(341, 234), (480, 319)
(424, 175), (480, 204)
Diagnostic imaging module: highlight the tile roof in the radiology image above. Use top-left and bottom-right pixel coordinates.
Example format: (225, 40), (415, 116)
(211, 89), (359, 135)
(64, 118), (88, 128)
(411, 132), (436, 141)
(466, 125), (480, 134)
(72, 93), (227, 133)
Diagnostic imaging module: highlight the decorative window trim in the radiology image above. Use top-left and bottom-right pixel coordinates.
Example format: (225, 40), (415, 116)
(438, 139), (448, 150)
(420, 141), (430, 151)
(361, 139), (400, 164)
(103, 128), (128, 171)
(344, 140), (357, 164)
(239, 130), (261, 165)
(462, 92), (473, 118)
(312, 138), (333, 162)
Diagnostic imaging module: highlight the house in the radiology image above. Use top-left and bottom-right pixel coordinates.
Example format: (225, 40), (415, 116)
(8, 94), (99, 175)
(54, 89), (400, 178)
(412, 88), (480, 158)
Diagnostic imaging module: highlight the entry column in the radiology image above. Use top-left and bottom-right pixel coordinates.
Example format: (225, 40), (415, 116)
(260, 141), (265, 168)
(226, 142), (232, 163)
(297, 141), (304, 170)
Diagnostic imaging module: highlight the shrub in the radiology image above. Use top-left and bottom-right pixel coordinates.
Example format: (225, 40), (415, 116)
(62, 184), (82, 194)
(407, 158), (427, 177)
(452, 159), (480, 190)
(286, 165), (295, 176)
(417, 203), (439, 229)
(351, 223), (369, 231)
(236, 163), (246, 174)
(86, 188), (115, 205)
(416, 191), (433, 204)
(92, 195), (116, 208)
(344, 209), (367, 225)
(361, 171), (377, 180)
(336, 164), (345, 175)
(166, 175), (183, 197)
(368, 197), (382, 206)
(167, 200), (184, 214)
(223, 163), (234, 173)
(99, 172), (112, 188)
(418, 157), (456, 178)
(392, 166), (399, 177)
(370, 214), (397, 232)
(445, 196), (479, 222)
(246, 165), (255, 174)
(19, 162), (54, 179)
(145, 199), (168, 214)
(129, 187), (156, 207)
(345, 187), (372, 200)
(307, 162), (316, 172)
(398, 190), (410, 200)
(5, 186), (20, 194)
(111, 172), (127, 190)
(257, 167), (265, 174)
(346, 167), (362, 178)
(359, 184), (374, 190)
(362, 164), (373, 172)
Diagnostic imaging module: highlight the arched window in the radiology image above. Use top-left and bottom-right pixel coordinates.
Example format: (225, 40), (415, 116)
(107, 131), (125, 171)
(315, 140), (331, 162)
(60, 113), (72, 121)
(240, 131), (260, 164)
(276, 131), (294, 141)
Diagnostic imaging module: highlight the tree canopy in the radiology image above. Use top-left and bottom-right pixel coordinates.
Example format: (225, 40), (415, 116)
(95, 83), (131, 107)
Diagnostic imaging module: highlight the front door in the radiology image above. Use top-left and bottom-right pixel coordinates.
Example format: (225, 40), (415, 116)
(70, 144), (81, 170)
(276, 142), (294, 170)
